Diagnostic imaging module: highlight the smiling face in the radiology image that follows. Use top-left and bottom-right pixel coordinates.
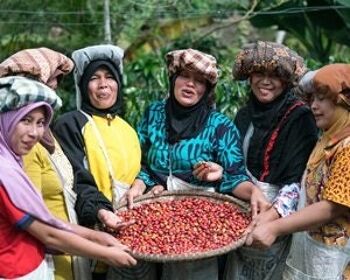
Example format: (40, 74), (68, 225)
(87, 67), (118, 110)
(310, 93), (336, 130)
(174, 70), (207, 107)
(10, 107), (46, 156)
(250, 72), (286, 103)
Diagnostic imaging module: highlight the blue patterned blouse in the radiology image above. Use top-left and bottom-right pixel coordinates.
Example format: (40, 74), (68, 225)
(136, 101), (250, 193)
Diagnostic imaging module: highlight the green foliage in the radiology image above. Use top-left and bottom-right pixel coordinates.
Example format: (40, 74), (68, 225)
(1, 0), (350, 128)
(250, 0), (350, 63)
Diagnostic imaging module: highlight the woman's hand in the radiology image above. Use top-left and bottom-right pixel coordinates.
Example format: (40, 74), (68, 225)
(250, 186), (272, 219)
(245, 221), (279, 248)
(103, 246), (137, 267)
(193, 161), (223, 182)
(149, 184), (165, 196)
(97, 209), (132, 231)
(122, 179), (147, 209)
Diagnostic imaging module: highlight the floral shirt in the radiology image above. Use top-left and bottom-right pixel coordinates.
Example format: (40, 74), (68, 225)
(272, 183), (300, 217)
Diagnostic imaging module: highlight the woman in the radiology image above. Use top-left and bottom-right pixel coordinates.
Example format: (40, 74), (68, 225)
(0, 47), (88, 280)
(125, 48), (270, 280)
(53, 45), (154, 280)
(224, 41), (319, 280)
(0, 76), (136, 279)
(247, 64), (350, 280)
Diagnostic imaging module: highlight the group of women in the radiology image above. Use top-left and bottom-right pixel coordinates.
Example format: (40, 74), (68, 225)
(0, 40), (348, 280)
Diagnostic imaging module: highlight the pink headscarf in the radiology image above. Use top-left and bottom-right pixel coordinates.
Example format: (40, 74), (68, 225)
(0, 102), (70, 230)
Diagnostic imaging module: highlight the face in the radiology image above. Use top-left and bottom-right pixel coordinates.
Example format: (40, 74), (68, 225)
(10, 107), (46, 156)
(174, 70), (207, 107)
(88, 67), (118, 109)
(250, 72), (286, 103)
(310, 93), (336, 130)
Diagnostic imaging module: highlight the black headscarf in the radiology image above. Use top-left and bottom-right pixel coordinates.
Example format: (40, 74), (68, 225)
(79, 60), (123, 117)
(165, 75), (214, 144)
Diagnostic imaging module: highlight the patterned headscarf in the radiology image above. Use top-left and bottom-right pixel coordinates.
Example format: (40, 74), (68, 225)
(233, 41), (307, 87)
(0, 47), (74, 90)
(166, 48), (218, 85)
(0, 76), (62, 113)
(164, 49), (218, 143)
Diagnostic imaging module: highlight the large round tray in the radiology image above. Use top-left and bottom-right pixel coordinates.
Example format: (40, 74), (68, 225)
(115, 190), (251, 262)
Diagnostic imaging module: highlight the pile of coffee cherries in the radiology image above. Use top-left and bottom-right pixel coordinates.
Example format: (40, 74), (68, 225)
(115, 197), (251, 256)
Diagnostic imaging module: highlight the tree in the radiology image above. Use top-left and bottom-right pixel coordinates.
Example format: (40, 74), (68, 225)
(249, 0), (350, 63)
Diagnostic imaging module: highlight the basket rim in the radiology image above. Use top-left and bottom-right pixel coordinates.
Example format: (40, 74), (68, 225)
(116, 190), (251, 262)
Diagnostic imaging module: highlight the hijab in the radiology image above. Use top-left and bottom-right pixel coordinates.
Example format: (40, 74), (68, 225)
(300, 64), (350, 170)
(79, 60), (123, 117)
(165, 75), (213, 144)
(0, 102), (70, 230)
(164, 49), (218, 144)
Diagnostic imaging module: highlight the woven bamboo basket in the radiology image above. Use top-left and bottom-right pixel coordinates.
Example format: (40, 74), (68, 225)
(116, 190), (251, 262)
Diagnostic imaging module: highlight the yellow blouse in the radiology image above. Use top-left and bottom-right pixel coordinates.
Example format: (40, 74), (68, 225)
(23, 143), (73, 280)
(83, 115), (141, 201)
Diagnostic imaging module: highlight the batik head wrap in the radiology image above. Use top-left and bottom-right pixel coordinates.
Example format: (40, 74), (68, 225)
(233, 41), (307, 88)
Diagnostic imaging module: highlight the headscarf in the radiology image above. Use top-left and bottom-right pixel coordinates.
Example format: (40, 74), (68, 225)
(0, 48), (73, 153)
(165, 48), (219, 143)
(0, 47), (74, 90)
(233, 41), (307, 88)
(299, 64), (350, 170)
(78, 60), (122, 116)
(0, 101), (69, 230)
(71, 44), (124, 117)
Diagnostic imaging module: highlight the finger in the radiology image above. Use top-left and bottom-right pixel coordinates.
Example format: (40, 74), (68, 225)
(128, 256), (137, 266)
(245, 233), (253, 246)
(115, 220), (135, 231)
(193, 161), (205, 169)
(244, 222), (256, 235)
(251, 201), (258, 219)
(127, 193), (134, 209)
(196, 167), (210, 180)
(152, 185), (164, 195)
(192, 164), (206, 176)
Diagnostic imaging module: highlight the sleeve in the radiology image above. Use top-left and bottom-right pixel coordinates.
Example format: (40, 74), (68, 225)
(53, 113), (113, 227)
(0, 187), (34, 229)
(216, 117), (251, 193)
(136, 106), (158, 188)
(272, 183), (300, 217)
(23, 144), (44, 192)
(323, 145), (350, 208)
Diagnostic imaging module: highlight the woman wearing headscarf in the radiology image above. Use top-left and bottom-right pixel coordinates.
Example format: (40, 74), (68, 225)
(246, 64), (350, 280)
(53, 45), (152, 280)
(124, 48), (270, 280)
(0, 47), (90, 280)
(224, 41), (319, 280)
(0, 76), (136, 279)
